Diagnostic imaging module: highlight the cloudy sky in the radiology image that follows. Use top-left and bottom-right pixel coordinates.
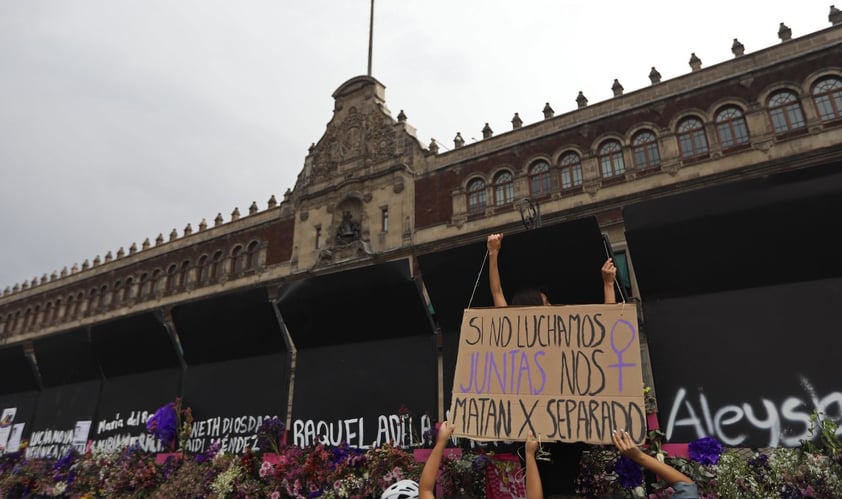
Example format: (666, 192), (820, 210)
(0, 1), (835, 289)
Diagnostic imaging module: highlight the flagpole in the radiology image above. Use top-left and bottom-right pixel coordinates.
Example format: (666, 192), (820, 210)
(367, 0), (374, 76)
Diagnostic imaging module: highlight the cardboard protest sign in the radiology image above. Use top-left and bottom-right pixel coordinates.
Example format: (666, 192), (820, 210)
(449, 304), (645, 444)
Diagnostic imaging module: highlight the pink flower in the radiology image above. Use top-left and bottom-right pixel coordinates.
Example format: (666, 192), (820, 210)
(271, 492), (281, 499)
(391, 466), (403, 480)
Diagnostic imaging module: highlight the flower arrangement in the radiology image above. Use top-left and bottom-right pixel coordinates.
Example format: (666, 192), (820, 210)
(145, 397), (193, 452)
(439, 449), (488, 498)
(257, 416), (287, 455)
(643, 384), (658, 414)
(2, 412), (841, 498)
(574, 411), (842, 498)
(688, 436), (725, 465)
(575, 446), (622, 497)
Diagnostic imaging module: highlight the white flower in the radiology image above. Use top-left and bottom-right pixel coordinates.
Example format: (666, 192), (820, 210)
(53, 482), (67, 495)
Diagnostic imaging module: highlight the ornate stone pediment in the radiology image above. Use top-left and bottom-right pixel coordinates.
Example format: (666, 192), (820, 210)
(297, 76), (416, 190)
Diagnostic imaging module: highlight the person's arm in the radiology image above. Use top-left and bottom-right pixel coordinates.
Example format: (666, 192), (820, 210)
(419, 421), (455, 499)
(525, 432), (544, 499)
(601, 258), (617, 304)
(487, 233), (508, 307)
(612, 429), (693, 485)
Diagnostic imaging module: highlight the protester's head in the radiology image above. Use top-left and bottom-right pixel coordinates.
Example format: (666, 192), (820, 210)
(511, 288), (549, 306)
(381, 479), (419, 499)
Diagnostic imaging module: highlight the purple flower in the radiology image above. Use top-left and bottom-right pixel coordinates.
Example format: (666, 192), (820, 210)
(195, 440), (221, 463)
(780, 484), (801, 499)
(614, 455), (643, 488)
(688, 436), (724, 465)
(53, 448), (78, 471)
(257, 416), (286, 453)
(146, 401), (178, 449)
(308, 487), (323, 497)
(748, 453), (769, 469)
(472, 454), (490, 472)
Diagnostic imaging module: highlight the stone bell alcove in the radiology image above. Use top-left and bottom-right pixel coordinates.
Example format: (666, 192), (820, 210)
(316, 196), (373, 265)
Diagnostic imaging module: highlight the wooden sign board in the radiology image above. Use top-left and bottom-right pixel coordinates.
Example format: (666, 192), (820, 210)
(449, 304), (646, 444)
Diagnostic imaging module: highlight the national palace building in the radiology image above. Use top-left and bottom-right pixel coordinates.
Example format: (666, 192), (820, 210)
(1, 7), (841, 482)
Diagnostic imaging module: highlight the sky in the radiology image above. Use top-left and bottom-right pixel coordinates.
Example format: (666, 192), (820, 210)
(0, 0), (836, 290)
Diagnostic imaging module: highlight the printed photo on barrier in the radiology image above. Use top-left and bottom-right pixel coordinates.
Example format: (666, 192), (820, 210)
(449, 304), (645, 444)
(26, 379), (101, 459)
(0, 408), (16, 453)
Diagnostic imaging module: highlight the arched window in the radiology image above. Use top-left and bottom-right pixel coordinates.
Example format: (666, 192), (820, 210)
(65, 296), (75, 320)
(139, 272), (150, 299)
(677, 117), (709, 159)
(53, 298), (62, 323)
(599, 140), (625, 178)
(631, 131), (660, 170)
(32, 303), (44, 327)
(197, 255), (209, 283)
(246, 241), (260, 271)
(179, 260), (191, 289)
(211, 250), (225, 280)
(467, 178), (487, 214)
(231, 245), (245, 274)
(150, 269), (161, 296)
(124, 277), (135, 302)
(166, 264), (178, 292)
(529, 161), (552, 197)
(99, 285), (109, 309)
(768, 90), (805, 133)
(493, 171), (514, 206)
(112, 280), (123, 306)
(559, 152), (583, 190)
(22, 308), (32, 331)
(715, 106), (750, 148)
(75, 292), (84, 318)
(812, 76), (842, 122)
(87, 289), (98, 315)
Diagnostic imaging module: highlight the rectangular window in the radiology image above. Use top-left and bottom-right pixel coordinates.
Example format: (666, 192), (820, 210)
(717, 123), (735, 148)
(381, 207), (389, 232)
(786, 106), (805, 129)
(770, 109), (789, 133)
(613, 250), (633, 299)
(468, 191), (486, 214)
(315, 226), (322, 249)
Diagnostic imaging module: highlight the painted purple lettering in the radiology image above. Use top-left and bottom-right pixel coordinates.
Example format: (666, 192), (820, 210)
(608, 319), (637, 392)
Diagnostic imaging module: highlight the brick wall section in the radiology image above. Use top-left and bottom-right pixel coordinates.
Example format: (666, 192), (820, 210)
(749, 50), (841, 94)
(596, 208), (624, 227)
(265, 215), (295, 265)
(415, 170), (457, 229)
(0, 217), (294, 321)
(413, 45), (842, 228)
(36, 222), (289, 300)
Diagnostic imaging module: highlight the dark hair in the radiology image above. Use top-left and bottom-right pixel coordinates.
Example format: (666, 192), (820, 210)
(511, 288), (545, 306)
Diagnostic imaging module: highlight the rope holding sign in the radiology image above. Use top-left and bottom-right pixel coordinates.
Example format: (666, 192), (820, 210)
(466, 249), (489, 309)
